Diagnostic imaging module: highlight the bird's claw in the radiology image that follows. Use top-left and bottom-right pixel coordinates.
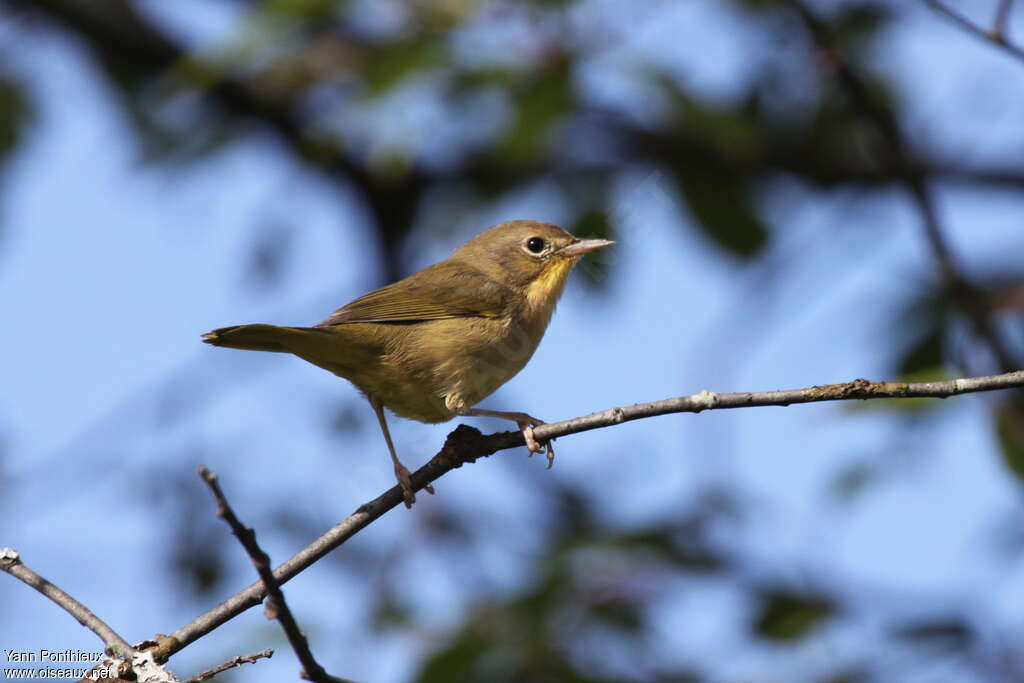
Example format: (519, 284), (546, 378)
(519, 421), (556, 469)
(394, 462), (434, 509)
(394, 463), (416, 508)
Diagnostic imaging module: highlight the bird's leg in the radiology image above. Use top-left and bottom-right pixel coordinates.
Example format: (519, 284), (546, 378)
(457, 407), (556, 468)
(370, 397), (434, 508)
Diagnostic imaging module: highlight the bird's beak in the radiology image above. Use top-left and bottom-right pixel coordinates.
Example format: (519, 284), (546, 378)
(560, 238), (615, 257)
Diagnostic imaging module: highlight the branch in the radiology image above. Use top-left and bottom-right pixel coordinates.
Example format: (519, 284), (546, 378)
(792, 1), (1020, 373)
(184, 648), (273, 683)
(0, 547), (135, 657)
(994, 0), (1016, 42)
(159, 371), (1024, 660)
(198, 467), (356, 683)
(924, 0), (1024, 63)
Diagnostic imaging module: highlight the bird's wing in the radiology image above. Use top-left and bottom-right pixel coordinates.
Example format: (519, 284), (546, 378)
(317, 261), (510, 326)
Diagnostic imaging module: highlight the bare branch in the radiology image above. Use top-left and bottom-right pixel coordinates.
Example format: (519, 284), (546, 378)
(184, 649), (274, 683)
(925, 0), (1024, 62)
(793, 1), (1020, 373)
(198, 467), (356, 683)
(163, 370), (1024, 659)
(0, 547), (135, 657)
(994, 0), (1015, 42)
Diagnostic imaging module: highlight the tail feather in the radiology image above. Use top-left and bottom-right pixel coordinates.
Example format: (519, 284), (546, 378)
(202, 324), (309, 353)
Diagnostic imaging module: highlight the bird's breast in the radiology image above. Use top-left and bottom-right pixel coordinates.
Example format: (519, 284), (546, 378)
(378, 313), (545, 420)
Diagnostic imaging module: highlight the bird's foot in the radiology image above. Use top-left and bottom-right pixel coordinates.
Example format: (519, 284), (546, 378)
(393, 462), (433, 509)
(516, 418), (555, 469)
(456, 407), (556, 468)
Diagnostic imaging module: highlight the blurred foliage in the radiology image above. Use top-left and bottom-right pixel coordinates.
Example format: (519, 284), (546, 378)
(390, 485), (732, 682)
(751, 588), (834, 642)
(997, 398), (1024, 482)
(2, 0), (1024, 681)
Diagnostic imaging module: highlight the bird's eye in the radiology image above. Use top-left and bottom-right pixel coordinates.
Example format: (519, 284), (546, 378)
(525, 237), (547, 254)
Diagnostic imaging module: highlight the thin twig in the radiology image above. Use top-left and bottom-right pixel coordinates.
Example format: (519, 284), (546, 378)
(925, 0), (1024, 62)
(162, 370), (1024, 659)
(185, 648), (274, 683)
(0, 547), (135, 657)
(994, 0), (1015, 42)
(198, 467), (357, 683)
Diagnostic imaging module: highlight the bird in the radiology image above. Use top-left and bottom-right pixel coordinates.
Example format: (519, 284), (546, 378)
(202, 220), (613, 507)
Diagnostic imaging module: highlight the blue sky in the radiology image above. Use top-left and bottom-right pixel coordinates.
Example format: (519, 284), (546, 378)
(3, 2), (1024, 681)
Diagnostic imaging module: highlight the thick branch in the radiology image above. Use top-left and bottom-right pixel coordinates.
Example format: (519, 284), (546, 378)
(0, 547), (135, 657)
(199, 467), (355, 683)
(162, 370), (1024, 659)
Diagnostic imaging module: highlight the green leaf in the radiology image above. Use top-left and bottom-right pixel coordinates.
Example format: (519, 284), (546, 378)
(898, 325), (944, 377)
(262, 0), (347, 20)
(0, 73), (32, 157)
(832, 4), (891, 56)
(673, 168), (768, 257)
(996, 399), (1024, 482)
(497, 59), (573, 166)
(752, 589), (834, 642)
(364, 37), (442, 94)
(416, 626), (490, 683)
(587, 597), (644, 632)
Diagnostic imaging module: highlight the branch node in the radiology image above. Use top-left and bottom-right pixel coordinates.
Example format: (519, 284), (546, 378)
(138, 634), (181, 664)
(433, 424), (488, 467)
(0, 547), (19, 568)
(694, 390), (719, 411)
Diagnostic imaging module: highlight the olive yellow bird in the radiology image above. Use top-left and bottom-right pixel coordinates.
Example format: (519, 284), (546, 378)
(203, 220), (613, 506)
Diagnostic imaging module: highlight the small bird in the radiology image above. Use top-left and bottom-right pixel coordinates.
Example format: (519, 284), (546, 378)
(203, 220), (612, 507)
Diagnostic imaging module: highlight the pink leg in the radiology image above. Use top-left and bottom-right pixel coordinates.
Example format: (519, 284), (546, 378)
(370, 397), (434, 508)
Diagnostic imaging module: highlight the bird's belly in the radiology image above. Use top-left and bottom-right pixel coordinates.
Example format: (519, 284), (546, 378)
(322, 317), (544, 424)
(433, 318), (542, 415)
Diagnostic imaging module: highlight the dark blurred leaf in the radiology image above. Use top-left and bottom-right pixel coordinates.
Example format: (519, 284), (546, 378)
(996, 399), (1024, 482)
(0, 73), (32, 157)
(898, 324), (944, 377)
(587, 596), (643, 632)
(416, 624), (490, 683)
(263, 0), (345, 21)
(752, 589), (834, 642)
(831, 461), (876, 501)
(832, 4), (891, 56)
(497, 57), (573, 166)
(171, 538), (225, 595)
(327, 401), (365, 434)
(244, 222), (294, 289)
(652, 672), (704, 683)
(652, 86), (769, 256)
(372, 588), (414, 630)
(892, 617), (973, 653)
(617, 527), (726, 573)
(819, 670), (870, 683)
(364, 36), (441, 94)
(671, 90), (765, 165)
(673, 168), (768, 257)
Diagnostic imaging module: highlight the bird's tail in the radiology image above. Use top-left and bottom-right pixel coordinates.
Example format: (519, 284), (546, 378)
(201, 324), (313, 353)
